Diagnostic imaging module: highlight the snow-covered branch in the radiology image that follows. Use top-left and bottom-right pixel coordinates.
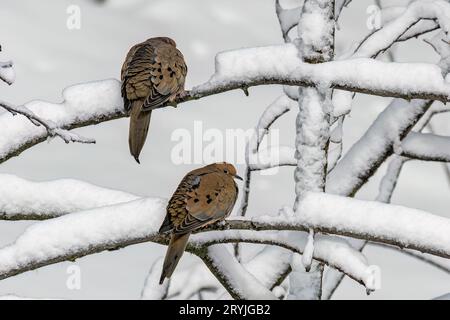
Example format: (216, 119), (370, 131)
(194, 229), (377, 290)
(401, 132), (450, 162)
(0, 174), (138, 220)
(0, 184), (377, 293)
(0, 79), (125, 164)
(193, 45), (450, 104)
(294, 192), (450, 259)
(347, 0), (450, 60)
(0, 60), (14, 85)
(197, 245), (277, 300)
(3, 46), (449, 165)
(0, 99), (95, 145)
(327, 99), (433, 196)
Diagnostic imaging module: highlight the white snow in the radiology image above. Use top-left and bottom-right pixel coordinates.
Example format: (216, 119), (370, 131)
(341, 0), (450, 60)
(248, 145), (296, 171)
(301, 229), (315, 271)
(194, 44), (450, 102)
(0, 60), (15, 85)
(327, 99), (431, 196)
(243, 246), (291, 289)
(295, 192), (450, 258)
(275, 0), (302, 41)
(401, 132), (450, 162)
(375, 156), (407, 203)
(298, 0), (334, 61)
(0, 174), (139, 219)
(246, 95), (296, 171)
(204, 245), (277, 300)
(0, 79), (124, 162)
(0, 197), (166, 278)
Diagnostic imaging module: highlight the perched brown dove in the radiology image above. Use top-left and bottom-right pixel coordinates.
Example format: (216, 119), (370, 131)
(158, 162), (242, 284)
(121, 37), (187, 163)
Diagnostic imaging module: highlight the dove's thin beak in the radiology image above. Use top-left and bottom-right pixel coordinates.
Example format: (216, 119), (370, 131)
(234, 174), (243, 181)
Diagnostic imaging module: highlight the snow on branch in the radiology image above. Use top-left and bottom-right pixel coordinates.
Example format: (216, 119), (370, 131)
(192, 44), (450, 104)
(162, 247), (294, 300)
(0, 60), (15, 85)
(347, 0), (450, 60)
(194, 229), (377, 291)
(244, 95), (297, 172)
(0, 189), (376, 293)
(0, 79), (125, 164)
(0, 160), (446, 292)
(327, 99), (433, 196)
(322, 153), (408, 299)
(294, 192), (450, 259)
(239, 95), (296, 217)
(401, 132), (450, 162)
(333, 0), (450, 116)
(243, 246), (292, 290)
(198, 245), (277, 300)
(0, 100), (95, 145)
(0, 198), (168, 281)
(275, 0), (302, 42)
(0, 174), (138, 220)
(2, 47), (449, 165)
(335, 0), (352, 22)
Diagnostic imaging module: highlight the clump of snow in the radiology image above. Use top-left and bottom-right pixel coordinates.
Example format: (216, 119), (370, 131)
(0, 79), (124, 161)
(298, 0), (334, 61)
(0, 174), (139, 219)
(302, 229), (315, 271)
(0, 197), (166, 278)
(401, 132), (450, 162)
(0, 61), (15, 85)
(211, 43), (302, 82)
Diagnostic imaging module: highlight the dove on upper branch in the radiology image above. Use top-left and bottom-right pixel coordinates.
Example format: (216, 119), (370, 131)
(121, 37), (187, 163)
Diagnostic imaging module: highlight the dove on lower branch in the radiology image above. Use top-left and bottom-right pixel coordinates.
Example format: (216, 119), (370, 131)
(158, 162), (242, 284)
(121, 37), (187, 163)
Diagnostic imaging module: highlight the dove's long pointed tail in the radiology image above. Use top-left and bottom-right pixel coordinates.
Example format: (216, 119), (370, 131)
(129, 102), (151, 163)
(159, 233), (190, 284)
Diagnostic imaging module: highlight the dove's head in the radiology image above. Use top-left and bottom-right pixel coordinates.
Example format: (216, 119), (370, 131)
(155, 37), (177, 47)
(211, 162), (243, 180)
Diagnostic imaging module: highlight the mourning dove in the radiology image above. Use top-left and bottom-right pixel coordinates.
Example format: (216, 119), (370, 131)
(121, 37), (187, 163)
(158, 162), (242, 284)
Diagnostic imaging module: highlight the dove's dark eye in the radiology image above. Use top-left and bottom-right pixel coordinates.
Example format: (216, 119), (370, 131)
(224, 170), (229, 174)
